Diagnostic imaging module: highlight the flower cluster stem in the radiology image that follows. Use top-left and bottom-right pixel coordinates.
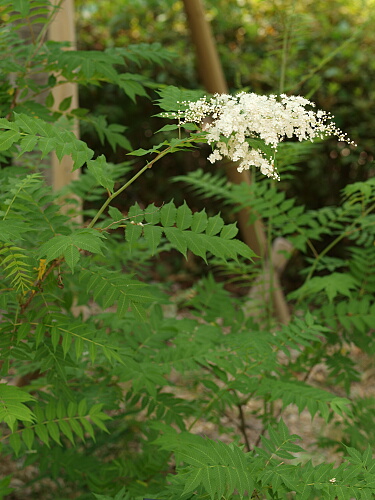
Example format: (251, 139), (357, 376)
(87, 146), (173, 229)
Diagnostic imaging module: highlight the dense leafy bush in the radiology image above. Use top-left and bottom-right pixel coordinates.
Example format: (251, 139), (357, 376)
(0, 1), (374, 499)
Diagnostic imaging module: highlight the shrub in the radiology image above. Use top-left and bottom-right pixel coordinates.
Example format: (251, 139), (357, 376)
(0, 2), (374, 499)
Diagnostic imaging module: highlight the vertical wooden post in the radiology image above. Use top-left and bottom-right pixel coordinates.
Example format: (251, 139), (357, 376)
(182, 0), (291, 323)
(49, 0), (83, 319)
(48, 0), (81, 193)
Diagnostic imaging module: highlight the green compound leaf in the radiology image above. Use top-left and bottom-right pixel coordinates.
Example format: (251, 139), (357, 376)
(144, 203), (161, 224)
(190, 210), (208, 233)
(220, 222), (238, 239)
(87, 155), (115, 193)
(164, 226), (188, 258)
(79, 265), (154, 319)
(125, 223), (143, 248)
(9, 432), (22, 456)
(39, 229), (106, 271)
(205, 214), (224, 236)
(0, 384), (35, 428)
(156, 430), (254, 499)
(0, 129), (21, 151)
(127, 202), (144, 223)
(176, 202), (193, 230)
(0, 118), (19, 131)
(58, 96), (72, 111)
(160, 200), (177, 227)
(289, 273), (358, 303)
(155, 85), (206, 112)
(12, 113), (94, 170)
(22, 427), (34, 450)
(143, 225), (163, 255)
(19, 135), (38, 154)
(120, 201), (255, 262)
(63, 245), (81, 272)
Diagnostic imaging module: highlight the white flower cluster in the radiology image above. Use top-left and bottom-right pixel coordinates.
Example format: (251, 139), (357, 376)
(177, 92), (355, 180)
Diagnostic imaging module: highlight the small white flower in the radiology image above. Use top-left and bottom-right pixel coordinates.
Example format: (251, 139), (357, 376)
(176, 92), (355, 180)
(329, 478), (337, 483)
(208, 150), (222, 163)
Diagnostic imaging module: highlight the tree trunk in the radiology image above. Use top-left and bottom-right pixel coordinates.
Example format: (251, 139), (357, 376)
(182, 0), (291, 323)
(49, 0), (81, 219)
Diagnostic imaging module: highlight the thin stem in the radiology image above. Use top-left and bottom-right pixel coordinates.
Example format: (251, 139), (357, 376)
(266, 178), (275, 326)
(87, 146), (172, 229)
(237, 403), (251, 452)
(87, 134), (199, 229)
(23, 0), (64, 68)
(306, 238), (319, 260)
(34, 0), (64, 55)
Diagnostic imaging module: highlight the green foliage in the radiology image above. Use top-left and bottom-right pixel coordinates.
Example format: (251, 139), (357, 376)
(0, 384), (35, 428)
(75, 0), (374, 210)
(116, 200), (255, 262)
(174, 166), (375, 254)
(0, 2), (374, 499)
(149, 423), (375, 500)
(6, 397), (110, 454)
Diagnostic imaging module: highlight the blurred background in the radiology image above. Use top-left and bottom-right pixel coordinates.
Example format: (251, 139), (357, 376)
(74, 0), (374, 209)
